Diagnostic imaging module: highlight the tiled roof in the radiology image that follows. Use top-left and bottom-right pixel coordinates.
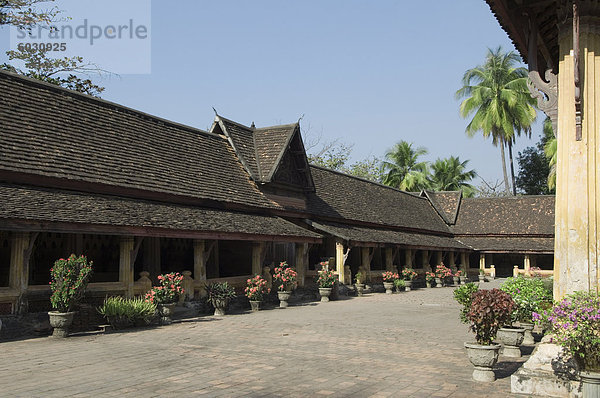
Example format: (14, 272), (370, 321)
(306, 166), (452, 234)
(0, 71), (278, 210)
(307, 220), (469, 250)
(217, 117), (261, 180)
(0, 184), (321, 241)
(422, 190), (462, 225)
(253, 124), (296, 181)
(456, 236), (554, 253)
(452, 196), (555, 235)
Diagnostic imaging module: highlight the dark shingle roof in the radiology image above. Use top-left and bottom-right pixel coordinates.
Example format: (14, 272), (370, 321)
(456, 236), (554, 253)
(217, 117), (261, 180)
(452, 196), (555, 235)
(422, 190), (462, 225)
(0, 184), (321, 240)
(306, 166), (452, 234)
(0, 71), (278, 210)
(253, 124), (296, 181)
(308, 220), (469, 250)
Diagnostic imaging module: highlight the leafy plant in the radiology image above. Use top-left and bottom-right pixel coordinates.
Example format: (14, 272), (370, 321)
(500, 276), (552, 323)
(273, 262), (297, 291)
(453, 282), (479, 323)
(98, 296), (156, 328)
(381, 271), (399, 283)
(50, 254), (93, 313)
(425, 271), (436, 283)
(467, 289), (515, 345)
(245, 275), (270, 301)
(533, 291), (600, 371)
(435, 264), (452, 279)
(207, 282), (236, 302)
(401, 268), (417, 281)
(317, 268), (337, 288)
(393, 279), (405, 288)
(355, 272), (365, 284)
(144, 272), (184, 304)
(479, 269), (485, 275)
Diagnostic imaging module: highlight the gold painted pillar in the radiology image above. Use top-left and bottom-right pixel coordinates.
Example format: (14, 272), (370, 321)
(554, 26), (600, 297)
(119, 236), (135, 298)
(524, 254), (531, 277)
(479, 253), (486, 271)
(385, 248), (394, 272)
(335, 241), (345, 283)
(295, 243), (307, 287)
(193, 240), (207, 298)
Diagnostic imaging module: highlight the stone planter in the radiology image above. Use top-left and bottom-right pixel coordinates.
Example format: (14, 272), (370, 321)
(581, 370), (600, 398)
(157, 302), (177, 324)
(404, 280), (412, 292)
(383, 282), (394, 295)
(211, 298), (229, 316)
(497, 327), (525, 358)
(464, 342), (500, 382)
(249, 300), (261, 312)
(426, 281), (432, 288)
(453, 276), (460, 286)
(277, 290), (292, 308)
(48, 311), (75, 338)
(459, 276), (467, 285)
(355, 283), (365, 296)
(435, 277), (443, 288)
(319, 287), (332, 302)
(519, 322), (535, 345)
(478, 274), (485, 283)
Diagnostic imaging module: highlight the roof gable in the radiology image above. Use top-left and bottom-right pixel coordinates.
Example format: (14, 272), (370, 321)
(421, 190), (462, 225)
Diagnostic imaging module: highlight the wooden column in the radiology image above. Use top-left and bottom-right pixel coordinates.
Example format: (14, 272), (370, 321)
(553, 26), (600, 297)
(460, 252), (468, 273)
(435, 251), (443, 267)
(9, 232), (30, 314)
(252, 242), (265, 276)
(143, 237), (161, 281)
(295, 243), (307, 287)
(119, 237), (135, 298)
(194, 239), (207, 298)
(361, 247), (372, 282)
(405, 249), (413, 268)
(422, 250), (431, 272)
(449, 252), (455, 268)
(335, 241), (345, 283)
(385, 247), (394, 272)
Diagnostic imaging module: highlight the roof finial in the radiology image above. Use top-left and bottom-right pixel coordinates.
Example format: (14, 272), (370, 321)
(212, 107), (218, 116)
(297, 113), (305, 124)
(251, 121), (255, 129)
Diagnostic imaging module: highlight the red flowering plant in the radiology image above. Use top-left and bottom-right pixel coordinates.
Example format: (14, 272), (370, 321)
(382, 271), (399, 283)
(467, 289), (515, 345)
(435, 264), (452, 279)
(425, 271), (436, 284)
(401, 268), (417, 281)
(455, 270), (463, 277)
(273, 261), (297, 292)
(317, 268), (337, 288)
(50, 254), (93, 313)
(144, 272), (184, 304)
(245, 275), (270, 301)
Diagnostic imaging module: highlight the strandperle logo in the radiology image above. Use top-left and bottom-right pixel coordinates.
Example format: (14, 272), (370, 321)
(15, 19), (149, 45)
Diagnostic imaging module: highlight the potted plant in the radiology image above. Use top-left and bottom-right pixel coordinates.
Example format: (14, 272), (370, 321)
(144, 272), (184, 324)
(500, 276), (552, 345)
(98, 296), (156, 329)
(245, 275), (270, 311)
(273, 262), (297, 308)
(49, 254), (93, 337)
(355, 272), (365, 296)
(453, 270), (461, 286)
(464, 289), (515, 382)
(533, 291), (600, 397)
(207, 282), (236, 316)
(394, 278), (405, 293)
(381, 271), (399, 295)
(453, 282), (478, 324)
(317, 267), (336, 302)
(401, 268), (417, 291)
(425, 272), (435, 288)
(478, 269), (486, 283)
(434, 264), (452, 288)
(458, 270), (467, 285)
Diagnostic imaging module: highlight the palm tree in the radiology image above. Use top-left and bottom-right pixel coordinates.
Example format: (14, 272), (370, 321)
(456, 46), (537, 195)
(429, 156), (477, 197)
(543, 118), (557, 190)
(381, 141), (429, 191)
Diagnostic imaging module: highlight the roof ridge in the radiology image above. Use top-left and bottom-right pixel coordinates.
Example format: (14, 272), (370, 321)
(464, 195), (556, 200)
(0, 70), (222, 140)
(216, 115), (253, 132)
(309, 164), (429, 201)
(254, 122), (299, 130)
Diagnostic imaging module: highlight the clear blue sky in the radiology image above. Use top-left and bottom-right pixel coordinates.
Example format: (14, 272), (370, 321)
(0, 0), (543, 188)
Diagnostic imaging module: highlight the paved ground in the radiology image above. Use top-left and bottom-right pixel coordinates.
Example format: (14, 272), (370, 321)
(1, 280), (533, 397)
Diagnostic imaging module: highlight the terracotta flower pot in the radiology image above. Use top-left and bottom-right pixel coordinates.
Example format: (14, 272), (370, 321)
(48, 311), (75, 338)
(319, 287), (332, 302)
(383, 282), (394, 295)
(464, 343), (500, 382)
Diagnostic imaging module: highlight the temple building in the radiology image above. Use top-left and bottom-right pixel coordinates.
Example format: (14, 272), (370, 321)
(0, 70), (555, 315)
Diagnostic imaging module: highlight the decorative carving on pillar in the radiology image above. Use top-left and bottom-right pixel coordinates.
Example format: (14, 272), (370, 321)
(573, 0), (582, 140)
(528, 69), (558, 135)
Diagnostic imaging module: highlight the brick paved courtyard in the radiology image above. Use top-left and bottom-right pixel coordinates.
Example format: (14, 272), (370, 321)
(1, 282), (531, 397)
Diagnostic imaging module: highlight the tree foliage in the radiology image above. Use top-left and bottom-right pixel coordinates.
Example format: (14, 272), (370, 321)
(429, 156), (476, 197)
(516, 118), (555, 195)
(381, 141), (429, 191)
(0, 0), (59, 29)
(456, 47), (537, 195)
